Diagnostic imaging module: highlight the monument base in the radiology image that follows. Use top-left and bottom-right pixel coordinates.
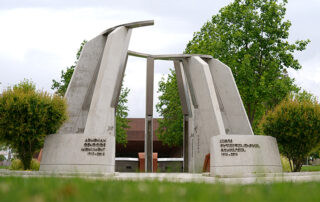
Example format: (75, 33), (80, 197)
(210, 135), (282, 177)
(40, 133), (115, 173)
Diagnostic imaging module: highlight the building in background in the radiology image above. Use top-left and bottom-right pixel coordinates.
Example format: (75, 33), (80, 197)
(116, 118), (182, 158)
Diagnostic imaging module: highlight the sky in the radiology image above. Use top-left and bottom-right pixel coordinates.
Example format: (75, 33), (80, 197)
(0, 0), (319, 118)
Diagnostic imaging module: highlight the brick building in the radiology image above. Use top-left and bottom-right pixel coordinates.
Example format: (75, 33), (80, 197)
(116, 118), (182, 158)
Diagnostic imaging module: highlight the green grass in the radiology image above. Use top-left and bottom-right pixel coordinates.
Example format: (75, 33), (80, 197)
(0, 177), (320, 202)
(301, 165), (320, 172)
(0, 165), (8, 169)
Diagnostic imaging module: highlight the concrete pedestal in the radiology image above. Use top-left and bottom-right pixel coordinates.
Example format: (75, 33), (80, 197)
(40, 133), (114, 172)
(210, 135), (282, 177)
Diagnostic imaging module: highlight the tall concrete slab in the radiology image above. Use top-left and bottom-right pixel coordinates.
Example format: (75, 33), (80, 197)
(84, 26), (131, 136)
(183, 56), (226, 172)
(58, 35), (107, 134)
(83, 26), (132, 172)
(207, 59), (253, 135)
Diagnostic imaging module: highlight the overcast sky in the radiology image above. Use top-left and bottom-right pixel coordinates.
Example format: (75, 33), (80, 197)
(0, 0), (319, 117)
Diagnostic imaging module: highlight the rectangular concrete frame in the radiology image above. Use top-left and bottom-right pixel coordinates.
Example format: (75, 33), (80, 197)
(210, 135), (282, 177)
(183, 56), (226, 172)
(40, 26), (132, 173)
(206, 59), (253, 135)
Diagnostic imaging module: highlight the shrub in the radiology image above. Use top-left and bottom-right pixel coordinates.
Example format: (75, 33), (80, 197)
(9, 159), (40, 171)
(0, 80), (68, 170)
(0, 154), (5, 161)
(30, 159), (40, 171)
(9, 159), (24, 170)
(280, 155), (292, 172)
(261, 92), (320, 172)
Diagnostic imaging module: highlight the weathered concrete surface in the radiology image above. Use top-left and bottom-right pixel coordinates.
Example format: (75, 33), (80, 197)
(207, 59), (253, 135)
(58, 35), (107, 134)
(183, 56), (226, 173)
(84, 26), (132, 137)
(210, 135), (282, 177)
(40, 134), (113, 172)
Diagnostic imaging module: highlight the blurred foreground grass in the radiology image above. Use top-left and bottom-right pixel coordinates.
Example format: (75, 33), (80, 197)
(0, 177), (320, 202)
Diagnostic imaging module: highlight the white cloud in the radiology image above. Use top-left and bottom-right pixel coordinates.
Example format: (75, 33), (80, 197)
(288, 54), (320, 99)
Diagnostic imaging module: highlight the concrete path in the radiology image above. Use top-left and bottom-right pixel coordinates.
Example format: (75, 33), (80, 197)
(1, 169), (320, 184)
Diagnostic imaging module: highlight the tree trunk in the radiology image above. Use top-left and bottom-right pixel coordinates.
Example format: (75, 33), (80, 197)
(293, 159), (303, 172)
(8, 148), (11, 161)
(18, 146), (32, 170)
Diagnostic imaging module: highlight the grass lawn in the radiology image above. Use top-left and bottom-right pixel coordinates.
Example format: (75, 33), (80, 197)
(0, 165), (8, 169)
(0, 177), (320, 202)
(301, 165), (320, 172)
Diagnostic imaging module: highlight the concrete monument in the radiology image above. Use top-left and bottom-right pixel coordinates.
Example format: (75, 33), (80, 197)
(40, 20), (282, 176)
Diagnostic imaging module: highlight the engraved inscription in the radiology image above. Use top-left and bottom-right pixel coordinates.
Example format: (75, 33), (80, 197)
(81, 138), (106, 156)
(219, 139), (260, 157)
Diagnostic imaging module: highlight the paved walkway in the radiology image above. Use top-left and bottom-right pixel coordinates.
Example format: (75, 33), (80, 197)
(1, 169), (320, 184)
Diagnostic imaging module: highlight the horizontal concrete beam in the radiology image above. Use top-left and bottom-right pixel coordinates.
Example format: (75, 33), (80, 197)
(101, 20), (154, 35)
(127, 50), (213, 61)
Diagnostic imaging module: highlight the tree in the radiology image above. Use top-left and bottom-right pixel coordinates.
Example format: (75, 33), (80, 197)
(0, 80), (68, 169)
(156, 69), (183, 147)
(185, 0), (308, 130)
(51, 40), (130, 146)
(261, 91), (320, 172)
(115, 87), (130, 146)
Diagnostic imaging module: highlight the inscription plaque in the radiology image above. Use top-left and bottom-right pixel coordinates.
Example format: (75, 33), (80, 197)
(219, 139), (260, 157)
(81, 138), (106, 156)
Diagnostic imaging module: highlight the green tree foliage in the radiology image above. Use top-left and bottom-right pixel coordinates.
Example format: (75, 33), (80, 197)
(0, 80), (68, 169)
(156, 69), (183, 147)
(51, 40), (130, 146)
(115, 86), (130, 146)
(185, 0), (309, 130)
(261, 91), (320, 172)
(0, 154), (5, 161)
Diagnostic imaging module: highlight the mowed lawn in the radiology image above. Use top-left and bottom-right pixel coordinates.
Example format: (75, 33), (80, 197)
(0, 177), (320, 202)
(301, 165), (320, 172)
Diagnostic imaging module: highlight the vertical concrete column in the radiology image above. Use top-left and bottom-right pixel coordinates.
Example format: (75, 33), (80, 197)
(174, 60), (191, 172)
(183, 116), (189, 172)
(145, 57), (154, 172)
